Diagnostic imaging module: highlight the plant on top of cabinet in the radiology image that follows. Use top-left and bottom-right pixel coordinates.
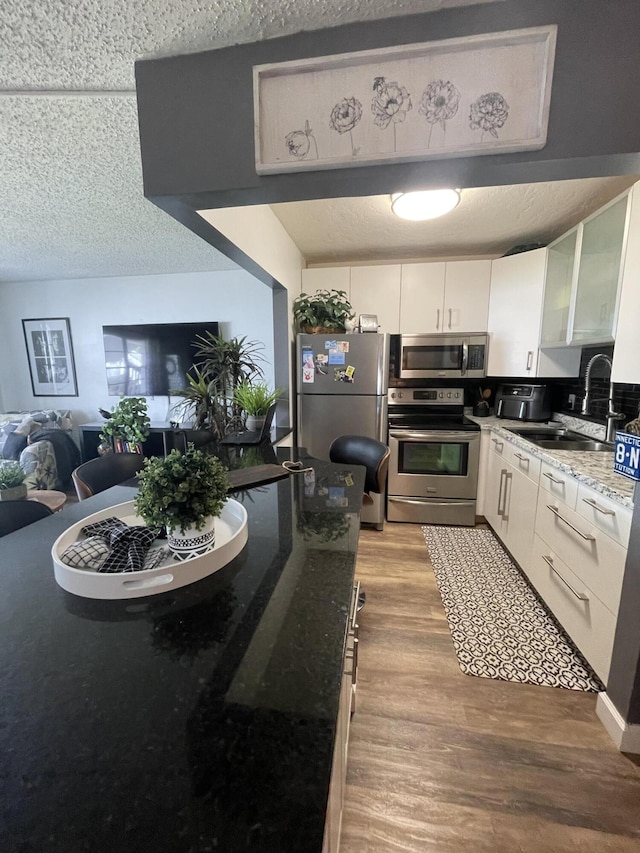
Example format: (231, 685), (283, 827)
(293, 289), (355, 333)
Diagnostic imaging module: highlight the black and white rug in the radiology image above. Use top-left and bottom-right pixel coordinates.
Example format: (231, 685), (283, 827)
(421, 526), (603, 692)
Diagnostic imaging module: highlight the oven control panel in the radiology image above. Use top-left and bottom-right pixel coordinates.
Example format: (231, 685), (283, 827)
(388, 387), (464, 405)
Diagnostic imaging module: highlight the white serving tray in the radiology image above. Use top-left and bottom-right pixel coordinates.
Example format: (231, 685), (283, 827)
(51, 499), (248, 600)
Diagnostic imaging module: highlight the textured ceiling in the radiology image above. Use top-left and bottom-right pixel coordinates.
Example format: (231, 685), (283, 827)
(270, 177), (639, 264)
(1, 0), (632, 283)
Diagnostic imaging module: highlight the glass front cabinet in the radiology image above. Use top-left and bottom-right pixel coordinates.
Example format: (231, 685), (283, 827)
(540, 191), (631, 347)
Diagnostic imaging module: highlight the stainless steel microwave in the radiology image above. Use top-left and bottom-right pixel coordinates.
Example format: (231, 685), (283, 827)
(393, 334), (488, 380)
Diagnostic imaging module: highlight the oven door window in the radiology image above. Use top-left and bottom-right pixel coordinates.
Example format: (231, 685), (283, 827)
(398, 439), (469, 476)
(402, 345), (462, 372)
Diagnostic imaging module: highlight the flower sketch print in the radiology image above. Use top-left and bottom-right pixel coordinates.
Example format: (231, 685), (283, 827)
(418, 80), (460, 146)
(469, 92), (510, 140)
(285, 120), (319, 160)
(371, 76), (412, 151)
(329, 96), (363, 156)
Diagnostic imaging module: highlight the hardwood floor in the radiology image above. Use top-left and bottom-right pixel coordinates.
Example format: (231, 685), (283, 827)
(340, 522), (640, 852)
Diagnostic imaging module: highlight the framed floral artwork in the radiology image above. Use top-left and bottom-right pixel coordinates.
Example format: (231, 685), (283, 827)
(22, 318), (78, 397)
(253, 25), (556, 174)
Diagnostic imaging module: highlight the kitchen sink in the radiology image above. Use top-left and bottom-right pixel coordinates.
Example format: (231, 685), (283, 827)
(507, 427), (614, 452)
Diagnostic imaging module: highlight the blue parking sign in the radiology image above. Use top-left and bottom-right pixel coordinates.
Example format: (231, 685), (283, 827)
(614, 432), (640, 481)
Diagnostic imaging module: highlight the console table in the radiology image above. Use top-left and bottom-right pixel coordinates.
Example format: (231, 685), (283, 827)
(80, 423), (293, 461)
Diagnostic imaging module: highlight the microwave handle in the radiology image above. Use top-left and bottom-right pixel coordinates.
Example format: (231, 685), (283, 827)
(497, 399), (503, 417)
(461, 341), (468, 375)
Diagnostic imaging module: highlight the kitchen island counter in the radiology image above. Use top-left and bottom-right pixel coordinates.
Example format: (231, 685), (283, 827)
(0, 447), (364, 853)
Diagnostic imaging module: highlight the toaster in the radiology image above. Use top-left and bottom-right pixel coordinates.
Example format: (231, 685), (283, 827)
(495, 383), (551, 422)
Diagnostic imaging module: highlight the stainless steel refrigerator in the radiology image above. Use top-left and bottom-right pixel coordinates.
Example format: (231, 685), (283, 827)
(296, 333), (389, 528)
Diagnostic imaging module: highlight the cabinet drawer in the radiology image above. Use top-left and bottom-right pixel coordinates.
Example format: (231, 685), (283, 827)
(575, 483), (632, 548)
(539, 462), (579, 509)
(530, 535), (616, 684)
(507, 443), (541, 483)
(489, 432), (509, 457)
(535, 491), (625, 615)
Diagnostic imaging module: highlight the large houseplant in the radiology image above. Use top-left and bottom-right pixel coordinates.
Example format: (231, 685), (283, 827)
(99, 396), (150, 452)
(293, 289), (355, 333)
(134, 444), (230, 560)
(232, 381), (282, 431)
(0, 461), (27, 501)
(170, 332), (265, 439)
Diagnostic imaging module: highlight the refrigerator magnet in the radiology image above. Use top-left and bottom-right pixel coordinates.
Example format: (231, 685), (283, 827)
(325, 340), (337, 349)
(345, 365), (355, 379)
(328, 349), (345, 365)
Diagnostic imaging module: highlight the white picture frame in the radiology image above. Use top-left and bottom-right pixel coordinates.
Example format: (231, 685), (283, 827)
(22, 317), (78, 397)
(254, 25), (557, 175)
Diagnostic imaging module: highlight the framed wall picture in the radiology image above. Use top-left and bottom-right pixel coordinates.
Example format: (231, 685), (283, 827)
(22, 318), (78, 397)
(253, 25), (557, 174)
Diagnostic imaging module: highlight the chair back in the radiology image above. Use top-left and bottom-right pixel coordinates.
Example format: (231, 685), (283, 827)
(329, 435), (390, 496)
(0, 500), (53, 537)
(72, 453), (145, 501)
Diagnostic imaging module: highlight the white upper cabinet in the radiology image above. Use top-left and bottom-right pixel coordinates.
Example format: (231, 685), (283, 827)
(400, 260), (491, 334)
(612, 181), (640, 383)
(349, 265), (401, 334)
(443, 260), (492, 332)
(540, 191), (631, 347)
(301, 267), (351, 298)
(488, 248), (580, 377)
(399, 263), (446, 333)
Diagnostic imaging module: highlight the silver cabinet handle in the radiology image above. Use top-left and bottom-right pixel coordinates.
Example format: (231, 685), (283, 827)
(582, 497), (615, 516)
(547, 505), (595, 541)
(497, 469), (508, 517)
(514, 452), (530, 466)
(542, 554), (589, 600)
(492, 437), (504, 450)
(526, 350), (533, 370)
(350, 581), (360, 632)
(448, 307), (452, 329)
(543, 471), (564, 485)
(436, 308), (440, 330)
(502, 472), (512, 521)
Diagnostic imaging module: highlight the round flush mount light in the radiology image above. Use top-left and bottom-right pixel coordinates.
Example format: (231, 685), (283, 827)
(390, 189), (461, 221)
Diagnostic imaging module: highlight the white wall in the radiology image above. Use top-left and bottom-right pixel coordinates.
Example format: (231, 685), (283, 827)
(0, 269), (274, 425)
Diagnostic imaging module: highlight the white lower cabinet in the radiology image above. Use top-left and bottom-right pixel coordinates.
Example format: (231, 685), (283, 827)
(484, 440), (538, 575)
(532, 480), (628, 684)
(529, 534), (618, 683)
(482, 430), (631, 684)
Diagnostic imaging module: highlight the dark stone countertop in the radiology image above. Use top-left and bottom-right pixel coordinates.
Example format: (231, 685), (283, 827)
(0, 447), (364, 853)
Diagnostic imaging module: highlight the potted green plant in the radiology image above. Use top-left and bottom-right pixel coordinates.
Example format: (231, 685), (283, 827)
(99, 396), (150, 453)
(292, 289), (355, 333)
(232, 381), (282, 431)
(0, 461), (27, 501)
(134, 444), (230, 561)
(170, 333), (266, 439)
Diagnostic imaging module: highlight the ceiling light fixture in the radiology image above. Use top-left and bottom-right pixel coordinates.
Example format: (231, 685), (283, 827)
(390, 189), (461, 221)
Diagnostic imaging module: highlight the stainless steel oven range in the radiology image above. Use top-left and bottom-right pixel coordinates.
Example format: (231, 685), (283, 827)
(387, 387), (480, 526)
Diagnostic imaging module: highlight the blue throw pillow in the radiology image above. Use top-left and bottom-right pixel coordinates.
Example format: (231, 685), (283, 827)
(2, 430), (28, 460)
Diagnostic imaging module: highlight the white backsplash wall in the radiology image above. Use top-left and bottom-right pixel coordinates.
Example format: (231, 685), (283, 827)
(0, 269), (274, 424)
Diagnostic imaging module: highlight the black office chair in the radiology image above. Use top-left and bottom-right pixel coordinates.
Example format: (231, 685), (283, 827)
(0, 500), (53, 537)
(329, 435), (390, 612)
(329, 434), (391, 509)
(72, 453), (146, 501)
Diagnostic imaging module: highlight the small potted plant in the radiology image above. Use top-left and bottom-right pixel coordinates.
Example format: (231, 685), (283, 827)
(0, 461), (27, 501)
(99, 396), (150, 453)
(292, 289), (355, 333)
(134, 444), (230, 561)
(232, 381), (282, 431)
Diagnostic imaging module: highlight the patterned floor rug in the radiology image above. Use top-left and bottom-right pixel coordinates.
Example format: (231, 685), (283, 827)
(421, 526), (603, 692)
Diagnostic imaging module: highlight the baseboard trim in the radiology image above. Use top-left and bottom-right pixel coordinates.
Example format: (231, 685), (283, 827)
(596, 693), (640, 754)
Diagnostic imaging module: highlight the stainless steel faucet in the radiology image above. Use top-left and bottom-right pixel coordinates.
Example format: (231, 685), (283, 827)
(581, 353), (625, 442)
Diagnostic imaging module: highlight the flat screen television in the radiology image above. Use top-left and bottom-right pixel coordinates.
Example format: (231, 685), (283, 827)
(102, 322), (219, 397)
